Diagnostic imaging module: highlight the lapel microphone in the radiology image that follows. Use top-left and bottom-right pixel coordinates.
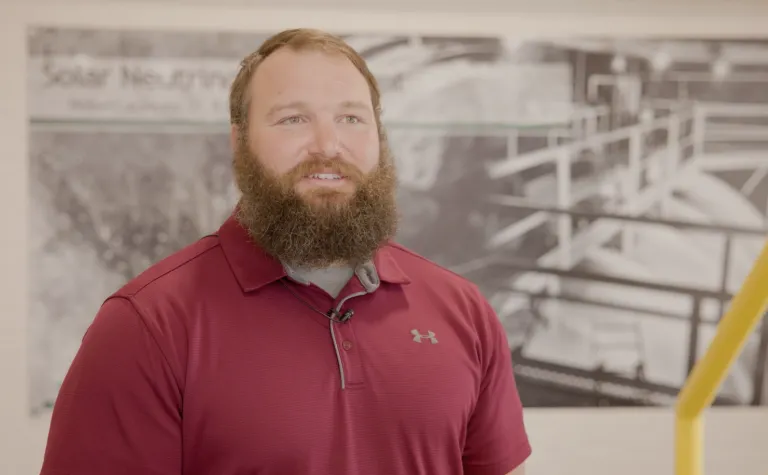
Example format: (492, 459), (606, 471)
(280, 279), (354, 324)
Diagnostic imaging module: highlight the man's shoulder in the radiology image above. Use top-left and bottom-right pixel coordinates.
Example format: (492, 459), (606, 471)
(383, 241), (484, 297)
(111, 234), (223, 302)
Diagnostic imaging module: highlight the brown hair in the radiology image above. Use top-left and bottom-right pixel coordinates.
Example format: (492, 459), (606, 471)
(229, 28), (383, 129)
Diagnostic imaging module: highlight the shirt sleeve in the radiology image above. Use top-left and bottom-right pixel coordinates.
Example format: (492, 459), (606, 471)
(40, 296), (183, 475)
(462, 297), (532, 475)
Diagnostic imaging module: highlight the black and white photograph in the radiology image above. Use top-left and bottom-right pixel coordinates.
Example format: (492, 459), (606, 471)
(26, 27), (768, 415)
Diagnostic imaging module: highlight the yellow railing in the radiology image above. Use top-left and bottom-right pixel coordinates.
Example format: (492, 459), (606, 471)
(675, 239), (768, 475)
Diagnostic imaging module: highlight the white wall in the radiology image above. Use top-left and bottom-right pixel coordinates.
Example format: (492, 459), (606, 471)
(2, 2), (768, 474)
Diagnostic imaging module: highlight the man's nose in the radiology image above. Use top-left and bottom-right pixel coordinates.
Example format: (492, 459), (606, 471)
(308, 119), (341, 158)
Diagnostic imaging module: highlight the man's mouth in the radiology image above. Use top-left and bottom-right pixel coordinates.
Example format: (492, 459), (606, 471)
(307, 173), (344, 180)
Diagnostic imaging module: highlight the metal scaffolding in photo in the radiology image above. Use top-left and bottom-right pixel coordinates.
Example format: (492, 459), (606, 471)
(451, 42), (768, 408)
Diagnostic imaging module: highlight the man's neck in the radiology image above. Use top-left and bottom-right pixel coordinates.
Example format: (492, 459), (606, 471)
(290, 265), (355, 298)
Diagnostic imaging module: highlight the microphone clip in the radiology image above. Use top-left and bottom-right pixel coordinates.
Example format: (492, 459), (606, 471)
(327, 308), (355, 323)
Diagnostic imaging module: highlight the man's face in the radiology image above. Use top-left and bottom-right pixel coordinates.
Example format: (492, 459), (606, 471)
(239, 47), (381, 207)
(231, 47), (398, 268)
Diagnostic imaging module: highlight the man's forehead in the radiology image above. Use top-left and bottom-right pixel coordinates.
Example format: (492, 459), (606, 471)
(247, 48), (371, 109)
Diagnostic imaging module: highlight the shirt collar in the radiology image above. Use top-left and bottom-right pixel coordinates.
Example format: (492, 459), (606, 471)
(217, 212), (410, 293)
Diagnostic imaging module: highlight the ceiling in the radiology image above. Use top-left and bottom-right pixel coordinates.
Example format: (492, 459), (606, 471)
(30, 0), (768, 15)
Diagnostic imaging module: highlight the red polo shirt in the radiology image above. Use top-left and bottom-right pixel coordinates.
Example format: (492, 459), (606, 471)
(41, 214), (531, 475)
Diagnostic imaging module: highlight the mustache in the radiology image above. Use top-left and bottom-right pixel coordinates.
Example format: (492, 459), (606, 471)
(286, 156), (364, 183)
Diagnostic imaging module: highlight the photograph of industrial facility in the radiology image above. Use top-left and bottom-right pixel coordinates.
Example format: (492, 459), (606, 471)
(26, 27), (768, 414)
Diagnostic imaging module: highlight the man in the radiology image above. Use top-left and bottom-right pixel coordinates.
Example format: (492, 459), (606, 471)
(40, 28), (531, 475)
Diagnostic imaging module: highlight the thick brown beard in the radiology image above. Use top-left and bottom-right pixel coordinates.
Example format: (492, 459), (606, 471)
(232, 131), (399, 268)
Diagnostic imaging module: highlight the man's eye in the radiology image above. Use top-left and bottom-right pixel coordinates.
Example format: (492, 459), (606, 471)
(342, 115), (361, 124)
(279, 116), (303, 125)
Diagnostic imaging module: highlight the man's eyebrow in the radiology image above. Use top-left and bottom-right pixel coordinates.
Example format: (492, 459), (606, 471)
(266, 101), (307, 118)
(265, 100), (373, 118)
(339, 100), (373, 112)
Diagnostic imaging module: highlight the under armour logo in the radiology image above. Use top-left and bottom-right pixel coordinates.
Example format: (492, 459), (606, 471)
(411, 329), (438, 344)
